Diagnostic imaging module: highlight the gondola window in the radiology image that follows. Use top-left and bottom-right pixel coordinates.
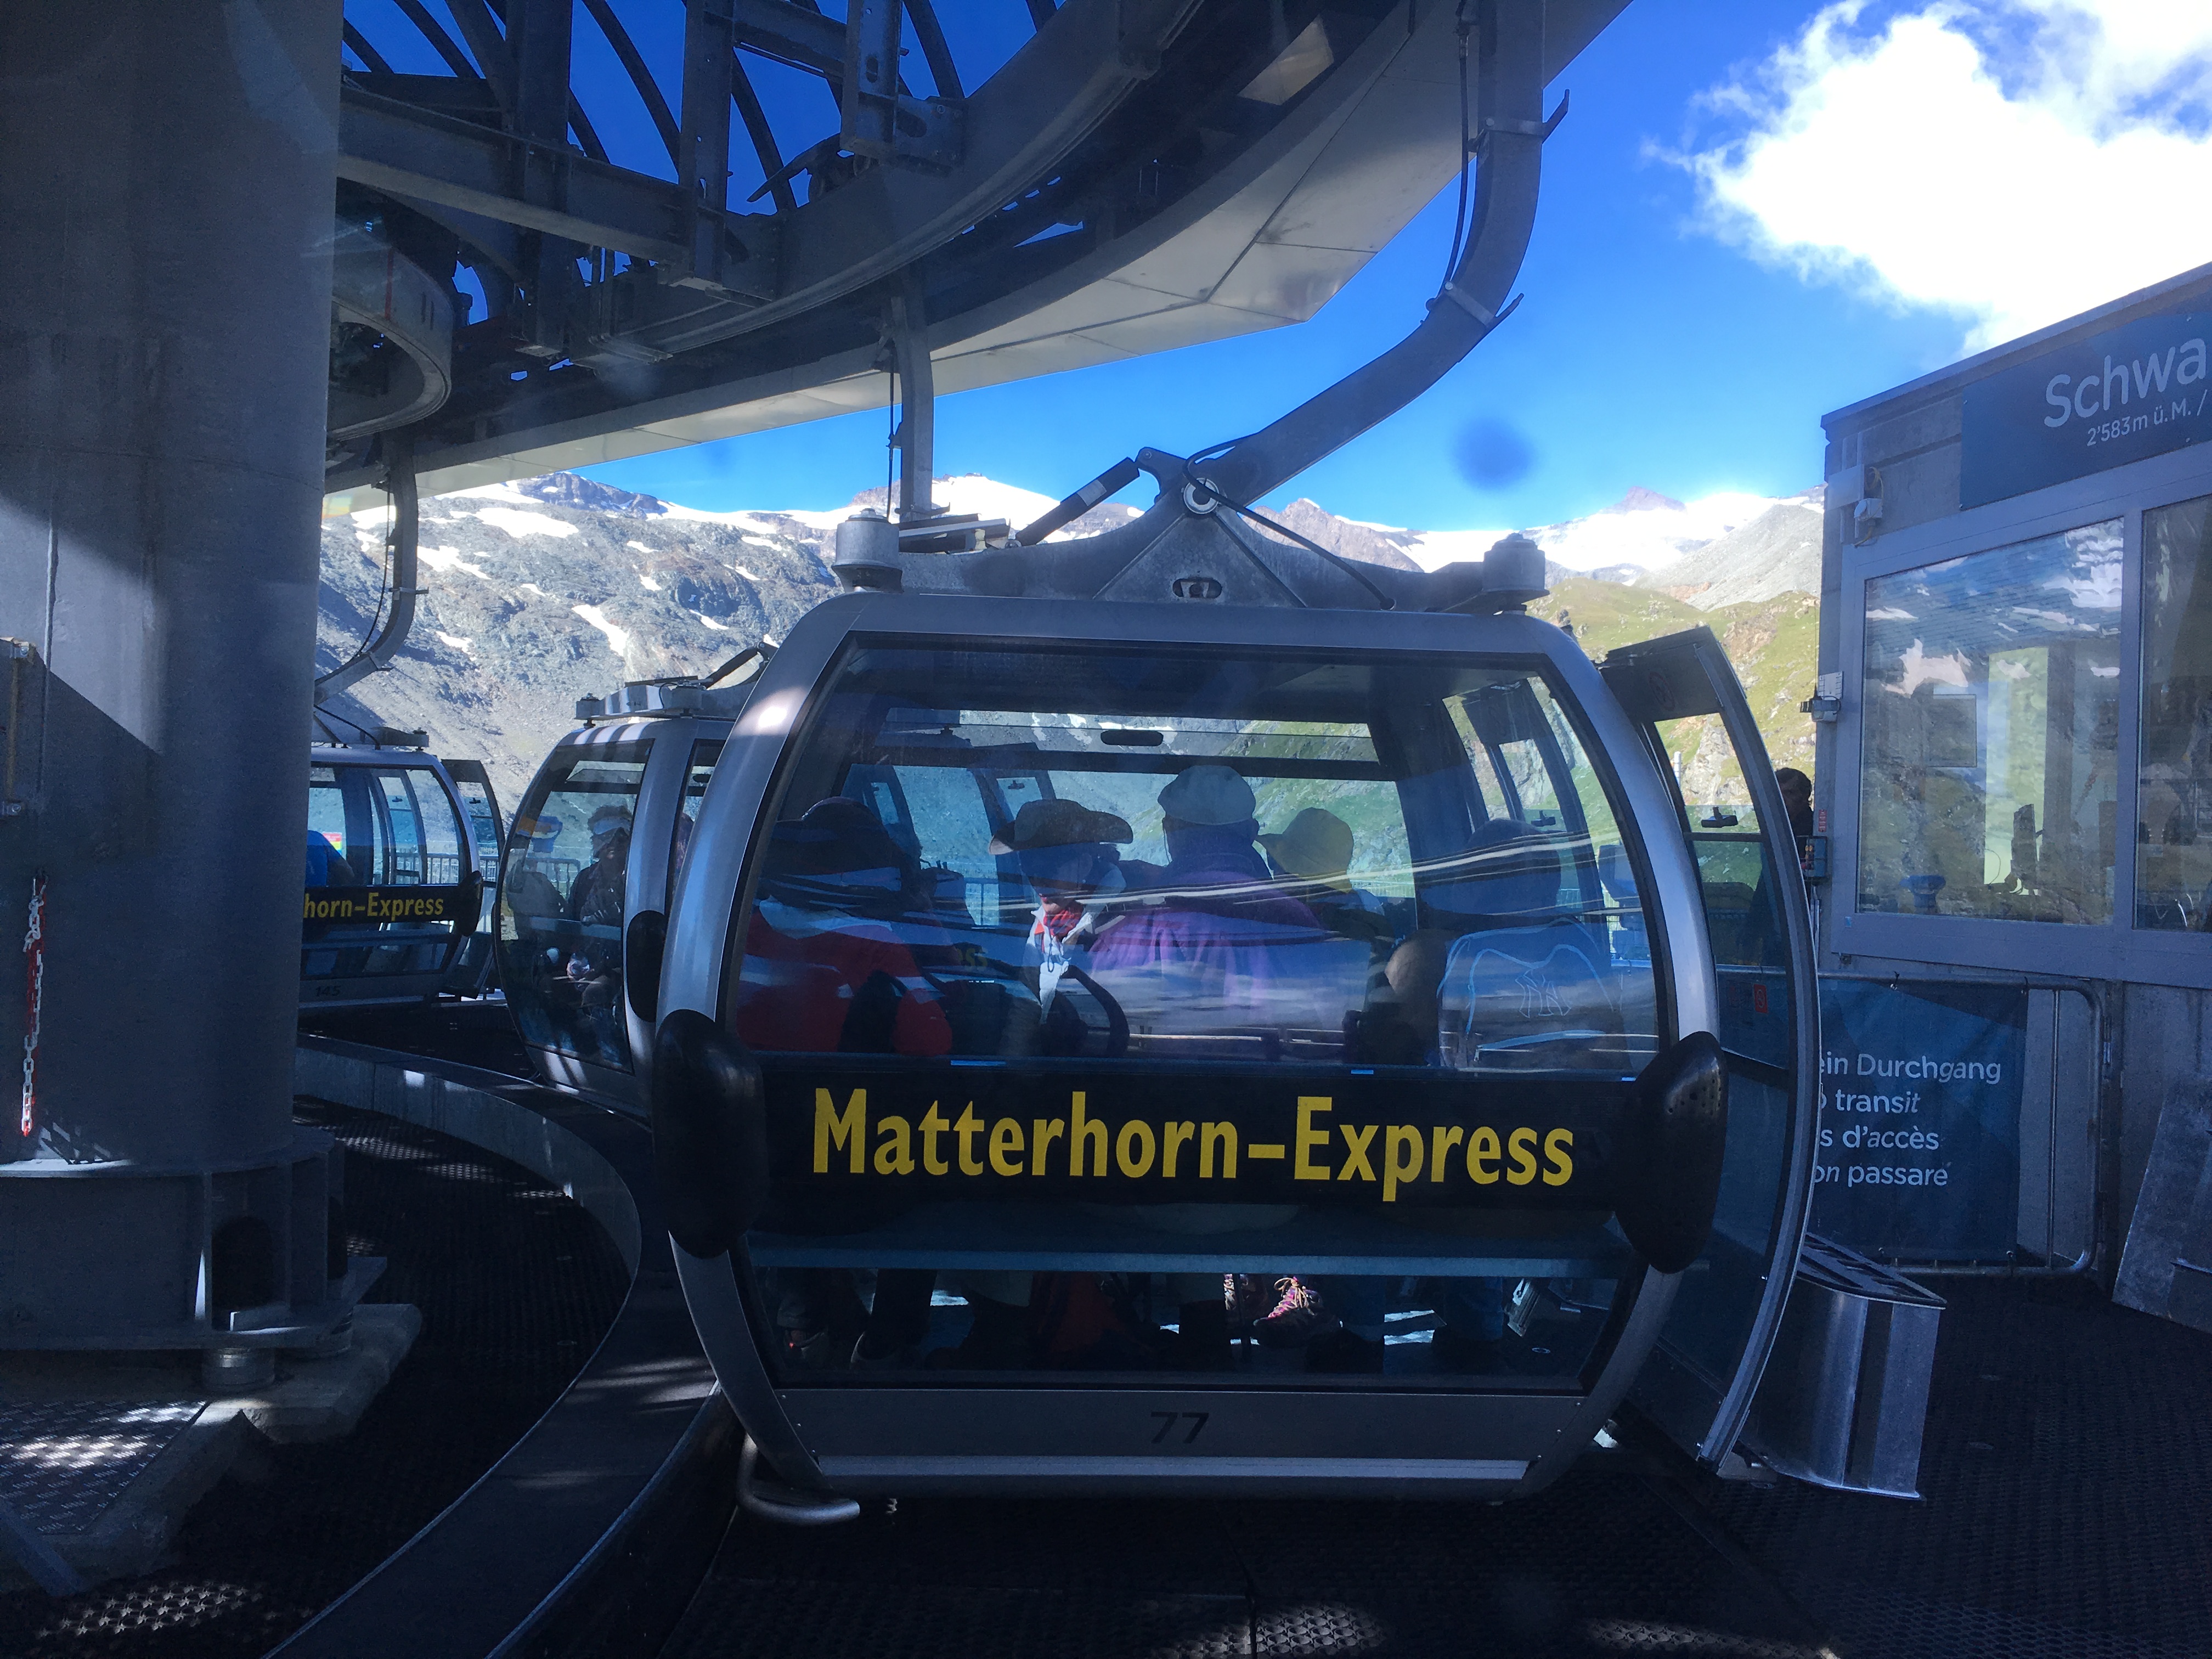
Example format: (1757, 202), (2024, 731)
(500, 743), (651, 1072)
(716, 644), (1667, 1384)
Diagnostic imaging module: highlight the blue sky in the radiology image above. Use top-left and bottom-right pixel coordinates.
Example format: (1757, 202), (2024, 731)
(531, 2), (2212, 532)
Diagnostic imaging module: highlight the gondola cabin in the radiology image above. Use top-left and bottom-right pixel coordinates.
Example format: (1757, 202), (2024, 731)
(302, 742), (486, 1008)
(649, 492), (1820, 1512)
(496, 668), (765, 1113)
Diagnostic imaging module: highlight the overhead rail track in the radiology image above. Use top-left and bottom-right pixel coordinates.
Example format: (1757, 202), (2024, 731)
(325, 0), (1629, 504)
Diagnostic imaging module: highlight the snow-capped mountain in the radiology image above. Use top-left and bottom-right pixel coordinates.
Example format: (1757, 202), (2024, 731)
(1320, 484), (1824, 595)
(318, 471), (1822, 808)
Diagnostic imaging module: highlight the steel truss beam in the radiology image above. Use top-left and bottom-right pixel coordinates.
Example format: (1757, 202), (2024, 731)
(337, 83), (695, 263)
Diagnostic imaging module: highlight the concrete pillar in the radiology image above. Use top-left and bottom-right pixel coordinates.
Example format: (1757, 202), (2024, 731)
(0, 1), (345, 1346)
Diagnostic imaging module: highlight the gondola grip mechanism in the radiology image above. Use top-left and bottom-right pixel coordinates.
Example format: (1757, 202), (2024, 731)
(832, 510), (902, 591)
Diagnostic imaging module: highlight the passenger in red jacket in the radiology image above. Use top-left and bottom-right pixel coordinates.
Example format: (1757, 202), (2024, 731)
(728, 796), (951, 1058)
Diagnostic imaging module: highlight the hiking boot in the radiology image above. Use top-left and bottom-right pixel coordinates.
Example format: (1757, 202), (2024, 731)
(1254, 1278), (1337, 1349)
(1224, 1274), (1274, 1330)
(1304, 1328), (1386, 1374)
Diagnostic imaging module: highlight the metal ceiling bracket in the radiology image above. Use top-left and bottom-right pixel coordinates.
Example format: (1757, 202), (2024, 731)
(840, 0), (964, 171)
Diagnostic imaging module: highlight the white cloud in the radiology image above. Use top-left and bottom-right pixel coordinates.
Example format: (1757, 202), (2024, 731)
(1671, 2), (2212, 348)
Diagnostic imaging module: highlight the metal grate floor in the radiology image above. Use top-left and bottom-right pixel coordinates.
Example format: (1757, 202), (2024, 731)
(0, 1401), (204, 1536)
(1714, 1274), (2212, 1659)
(662, 1474), (1832, 1659)
(663, 1274), (2212, 1659)
(0, 1101), (629, 1659)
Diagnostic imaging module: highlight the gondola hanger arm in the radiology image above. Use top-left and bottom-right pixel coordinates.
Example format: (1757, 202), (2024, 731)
(1201, 0), (1551, 506)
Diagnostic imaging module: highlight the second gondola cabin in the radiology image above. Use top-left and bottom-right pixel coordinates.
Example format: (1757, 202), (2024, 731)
(302, 740), (492, 1008)
(647, 478), (1821, 1511)
(496, 667), (764, 1111)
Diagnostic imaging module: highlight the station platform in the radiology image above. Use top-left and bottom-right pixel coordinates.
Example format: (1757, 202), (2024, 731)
(4, 1017), (2206, 1659)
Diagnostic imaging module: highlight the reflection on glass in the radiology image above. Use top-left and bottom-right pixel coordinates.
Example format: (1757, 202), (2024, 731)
(1858, 520), (2122, 923)
(2138, 494), (2212, 931)
(499, 744), (648, 1071)
(1642, 704), (1797, 1398)
(668, 740), (723, 907)
(720, 644), (1664, 1387)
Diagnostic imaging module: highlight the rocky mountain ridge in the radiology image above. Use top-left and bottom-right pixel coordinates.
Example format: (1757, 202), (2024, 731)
(319, 471), (1823, 809)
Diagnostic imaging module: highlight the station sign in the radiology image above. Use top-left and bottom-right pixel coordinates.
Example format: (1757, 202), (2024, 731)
(761, 1063), (1628, 1213)
(1961, 307), (2212, 507)
(1810, 978), (2026, 1261)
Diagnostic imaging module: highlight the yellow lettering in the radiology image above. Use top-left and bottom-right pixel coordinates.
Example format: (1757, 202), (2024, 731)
(873, 1115), (914, 1175)
(1163, 1121), (1196, 1177)
(989, 1118), (1024, 1177)
(1115, 1119), (1156, 1178)
(1069, 1092), (1106, 1176)
(1032, 1118), (1064, 1174)
(920, 1103), (951, 1176)
(1338, 1122), (1378, 1182)
(955, 1104), (985, 1176)
(1294, 1098), (1333, 1181)
(1200, 1121), (1237, 1178)
(1543, 1127), (1575, 1187)
(814, 1087), (866, 1174)
(1383, 1125), (1424, 1203)
(1432, 1125), (1464, 1179)
(1506, 1126), (1538, 1186)
(1468, 1126), (1501, 1184)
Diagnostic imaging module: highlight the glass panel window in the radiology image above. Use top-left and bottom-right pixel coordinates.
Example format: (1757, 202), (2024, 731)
(719, 644), (1663, 1389)
(381, 768), (464, 885)
(301, 761), (463, 988)
(306, 765), (356, 885)
(1858, 521), (2123, 923)
(668, 740), (724, 907)
(2138, 493), (2212, 930)
(500, 743), (650, 1071)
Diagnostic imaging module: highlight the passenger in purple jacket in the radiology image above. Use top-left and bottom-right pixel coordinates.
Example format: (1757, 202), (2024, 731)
(1090, 764), (1319, 1025)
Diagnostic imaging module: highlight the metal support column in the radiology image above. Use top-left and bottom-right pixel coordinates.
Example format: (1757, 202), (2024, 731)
(889, 273), (940, 524)
(0, 0), (362, 1353)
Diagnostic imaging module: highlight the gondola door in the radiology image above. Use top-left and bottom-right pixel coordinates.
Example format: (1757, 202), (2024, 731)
(498, 718), (729, 1115)
(1599, 628), (1820, 1466)
(442, 758), (505, 995)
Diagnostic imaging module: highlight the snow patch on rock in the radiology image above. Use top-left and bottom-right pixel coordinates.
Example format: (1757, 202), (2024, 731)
(475, 506), (580, 540)
(571, 603), (631, 657)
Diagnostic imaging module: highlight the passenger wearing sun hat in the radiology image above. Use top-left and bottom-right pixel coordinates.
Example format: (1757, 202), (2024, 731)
(989, 797), (1133, 1012)
(1259, 806), (1393, 945)
(1259, 807), (1356, 890)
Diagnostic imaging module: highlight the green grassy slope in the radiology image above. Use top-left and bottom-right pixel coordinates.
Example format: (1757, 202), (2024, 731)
(1531, 578), (1819, 804)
